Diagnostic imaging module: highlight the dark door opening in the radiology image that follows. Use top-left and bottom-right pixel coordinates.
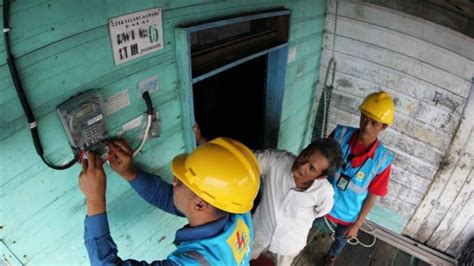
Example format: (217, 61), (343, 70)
(193, 56), (266, 150)
(177, 10), (290, 151)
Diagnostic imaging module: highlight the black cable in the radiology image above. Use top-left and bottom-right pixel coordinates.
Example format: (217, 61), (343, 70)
(3, 0), (10, 56)
(142, 91), (153, 115)
(3, 0), (77, 170)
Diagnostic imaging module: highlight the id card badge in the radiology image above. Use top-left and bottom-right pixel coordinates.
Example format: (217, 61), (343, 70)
(337, 173), (350, 191)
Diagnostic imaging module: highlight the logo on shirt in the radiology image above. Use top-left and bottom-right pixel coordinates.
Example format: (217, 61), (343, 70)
(227, 218), (250, 265)
(356, 171), (365, 181)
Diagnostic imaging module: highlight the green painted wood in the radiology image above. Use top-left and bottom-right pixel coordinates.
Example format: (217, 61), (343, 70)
(174, 28), (195, 152)
(0, 0), (326, 172)
(287, 34), (324, 67)
(367, 204), (408, 234)
(289, 16), (325, 42)
(0, 0), (285, 63)
(281, 94), (315, 134)
(277, 34), (324, 152)
(284, 50), (322, 88)
(1, 0), (327, 263)
(0, 89), (182, 181)
(1, 0), (288, 96)
(1, 0), (298, 139)
(2, 91), (182, 179)
(1, 1), (316, 102)
(0, 100), (183, 241)
(284, 63), (320, 100)
(0, 58), (178, 141)
(0, 240), (22, 266)
(2, 131), (185, 264)
(283, 1), (326, 19)
(0, 28), (175, 118)
(278, 100), (313, 153)
(0, 0), (223, 61)
(281, 33), (324, 150)
(281, 67), (320, 122)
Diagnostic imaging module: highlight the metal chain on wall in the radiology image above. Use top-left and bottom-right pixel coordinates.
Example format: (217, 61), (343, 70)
(312, 58), (336, 140)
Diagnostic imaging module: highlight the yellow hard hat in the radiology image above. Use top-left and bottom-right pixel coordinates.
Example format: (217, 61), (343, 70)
(359, 91), (395, 125)
(171, 137), (260, 214)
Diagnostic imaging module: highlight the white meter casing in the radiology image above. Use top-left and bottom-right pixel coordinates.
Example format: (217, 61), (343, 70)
(57, 90), (107, 151)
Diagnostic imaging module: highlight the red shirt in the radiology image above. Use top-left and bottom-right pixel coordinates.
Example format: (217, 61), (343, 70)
(329, 129), (391, 196)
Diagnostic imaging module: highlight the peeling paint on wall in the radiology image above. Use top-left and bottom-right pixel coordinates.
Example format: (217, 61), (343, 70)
(317, 1), (474, 244)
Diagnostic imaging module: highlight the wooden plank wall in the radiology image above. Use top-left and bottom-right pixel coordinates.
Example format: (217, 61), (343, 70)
(315, 0), (474, 234)
(405, 83), (474, 257)
(0, 0), (326, 264)
(278, 1), (327, 153)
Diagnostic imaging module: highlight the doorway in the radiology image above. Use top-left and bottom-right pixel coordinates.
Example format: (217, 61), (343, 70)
(193, 56), (266, 149)
(176, 9), (290, 151)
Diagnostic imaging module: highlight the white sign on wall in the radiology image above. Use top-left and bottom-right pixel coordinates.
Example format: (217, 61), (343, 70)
(109, 8), (164, 65)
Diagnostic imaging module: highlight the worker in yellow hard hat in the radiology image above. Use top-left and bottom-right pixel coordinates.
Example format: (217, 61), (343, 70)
(78, 137), (260, 265)
(324, 91), (395, 266)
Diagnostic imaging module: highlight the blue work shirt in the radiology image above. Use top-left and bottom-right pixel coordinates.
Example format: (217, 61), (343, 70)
(84, 170), (253, 265)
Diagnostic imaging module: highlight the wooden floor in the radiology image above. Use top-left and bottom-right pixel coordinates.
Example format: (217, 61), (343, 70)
(292, 220), (431, 266)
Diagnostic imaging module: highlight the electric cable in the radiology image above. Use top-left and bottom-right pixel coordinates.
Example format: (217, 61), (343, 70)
(133, 91), (153, 157)
(323, 216), (377, 248)
(3, 0), (77, 170)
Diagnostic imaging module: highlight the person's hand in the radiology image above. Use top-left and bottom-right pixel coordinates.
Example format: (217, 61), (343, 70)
(346, 223), (361, 238)
(108, 139), (137, 181)
(79, 152), (106, 216)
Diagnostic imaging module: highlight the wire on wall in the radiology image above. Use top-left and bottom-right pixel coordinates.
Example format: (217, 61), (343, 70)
(133, 91), (153, 157)
(3, 0), (77, 170)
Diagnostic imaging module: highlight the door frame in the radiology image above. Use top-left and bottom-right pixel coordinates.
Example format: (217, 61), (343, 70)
(175, 10), (290, 151)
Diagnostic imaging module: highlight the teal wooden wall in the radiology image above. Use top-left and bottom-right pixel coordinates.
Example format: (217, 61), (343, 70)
(0, 0), (325, 264)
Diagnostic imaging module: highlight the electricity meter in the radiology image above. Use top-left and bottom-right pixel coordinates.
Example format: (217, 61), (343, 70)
(57, 90), (107, 152)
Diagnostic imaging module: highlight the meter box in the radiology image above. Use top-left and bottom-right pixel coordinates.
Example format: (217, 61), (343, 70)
(57, 90), (107, 151)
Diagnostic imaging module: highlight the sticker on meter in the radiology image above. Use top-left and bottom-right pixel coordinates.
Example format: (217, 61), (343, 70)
(87, 114), (103, 126)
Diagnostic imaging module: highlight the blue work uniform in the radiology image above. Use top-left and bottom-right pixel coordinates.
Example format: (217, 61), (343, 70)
(328, 125), (393, 223)
(84, 171), (254, 265)
(327, 125), (393, 257)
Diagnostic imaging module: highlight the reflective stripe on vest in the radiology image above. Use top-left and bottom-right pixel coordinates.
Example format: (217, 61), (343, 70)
(183, 251), (210, 266)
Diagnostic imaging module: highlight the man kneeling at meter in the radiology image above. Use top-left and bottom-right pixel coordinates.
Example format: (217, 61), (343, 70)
(79, 137), (260, 265)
